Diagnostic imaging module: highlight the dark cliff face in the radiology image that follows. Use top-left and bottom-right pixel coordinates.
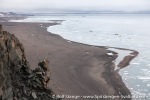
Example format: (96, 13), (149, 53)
(0, 25), (58, 100)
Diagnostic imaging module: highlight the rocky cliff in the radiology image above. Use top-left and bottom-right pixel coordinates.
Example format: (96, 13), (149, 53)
(0, 25), (58, 100)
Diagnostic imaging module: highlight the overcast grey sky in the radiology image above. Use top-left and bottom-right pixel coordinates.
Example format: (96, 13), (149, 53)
(0, 0), (150, 12)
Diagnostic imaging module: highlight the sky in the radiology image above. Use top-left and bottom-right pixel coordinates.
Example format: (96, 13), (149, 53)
(0, 0), (150, 12)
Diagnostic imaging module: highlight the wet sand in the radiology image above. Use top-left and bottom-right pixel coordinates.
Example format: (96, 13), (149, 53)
(0, 21), (133, 100)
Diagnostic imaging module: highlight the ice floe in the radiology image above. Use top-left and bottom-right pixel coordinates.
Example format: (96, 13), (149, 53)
(107, 52), (114, 56)
(138, 76), (150, 80)
(131, 62), (140, 65)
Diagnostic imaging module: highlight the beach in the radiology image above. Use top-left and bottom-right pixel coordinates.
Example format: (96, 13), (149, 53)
(0, 20), (134, 99)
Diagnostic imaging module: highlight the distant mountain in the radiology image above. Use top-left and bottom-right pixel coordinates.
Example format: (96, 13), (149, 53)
(1, 10), (150, 17)
(0, 12), (34, 17)
(25, 10), (150, 15)
(135, 11), (150, 14)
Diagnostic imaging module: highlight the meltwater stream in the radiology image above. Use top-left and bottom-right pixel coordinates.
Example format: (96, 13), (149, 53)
(11, 14), (150, 99)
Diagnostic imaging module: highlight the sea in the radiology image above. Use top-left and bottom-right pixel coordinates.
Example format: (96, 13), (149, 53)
(11, 14), (150, 100)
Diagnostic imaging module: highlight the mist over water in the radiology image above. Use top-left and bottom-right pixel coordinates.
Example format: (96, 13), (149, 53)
(12, 14), (150, 99)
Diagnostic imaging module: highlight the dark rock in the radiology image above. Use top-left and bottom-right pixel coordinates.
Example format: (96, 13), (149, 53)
(114, 33), (119, 35)
(38, 58), (49, 71)
(0, 25), (60, 100)
(0, 25), (2, 34)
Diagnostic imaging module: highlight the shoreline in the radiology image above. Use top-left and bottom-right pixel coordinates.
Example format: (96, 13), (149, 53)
(0, 18), (137, 99)
(60, 39), (139, 69)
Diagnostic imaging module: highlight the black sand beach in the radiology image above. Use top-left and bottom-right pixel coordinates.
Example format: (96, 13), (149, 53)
(0, 17), (138, 99)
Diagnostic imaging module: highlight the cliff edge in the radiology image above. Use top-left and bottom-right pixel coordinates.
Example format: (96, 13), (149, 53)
(0, 25), (58, 100)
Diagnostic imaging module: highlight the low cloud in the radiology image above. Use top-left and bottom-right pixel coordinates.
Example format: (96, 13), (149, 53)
(0, 0), (150, 12)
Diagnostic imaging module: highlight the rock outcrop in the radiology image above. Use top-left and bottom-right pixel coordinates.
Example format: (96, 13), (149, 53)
(0, 25), (59, 100)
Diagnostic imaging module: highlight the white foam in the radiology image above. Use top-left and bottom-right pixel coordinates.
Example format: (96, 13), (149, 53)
(0, 14), (4, 17)
(130, 54), (135, 56)
(147, 84), (150, 87)
(131, 62), (140, 65)
(141, 69), (148, 71)
(124, 71), (128, 73)
(123, 73), (129, 75)
(67, 41), (72, 43)
(107, 52), (114, 56)
(138, 76), (150, 80)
